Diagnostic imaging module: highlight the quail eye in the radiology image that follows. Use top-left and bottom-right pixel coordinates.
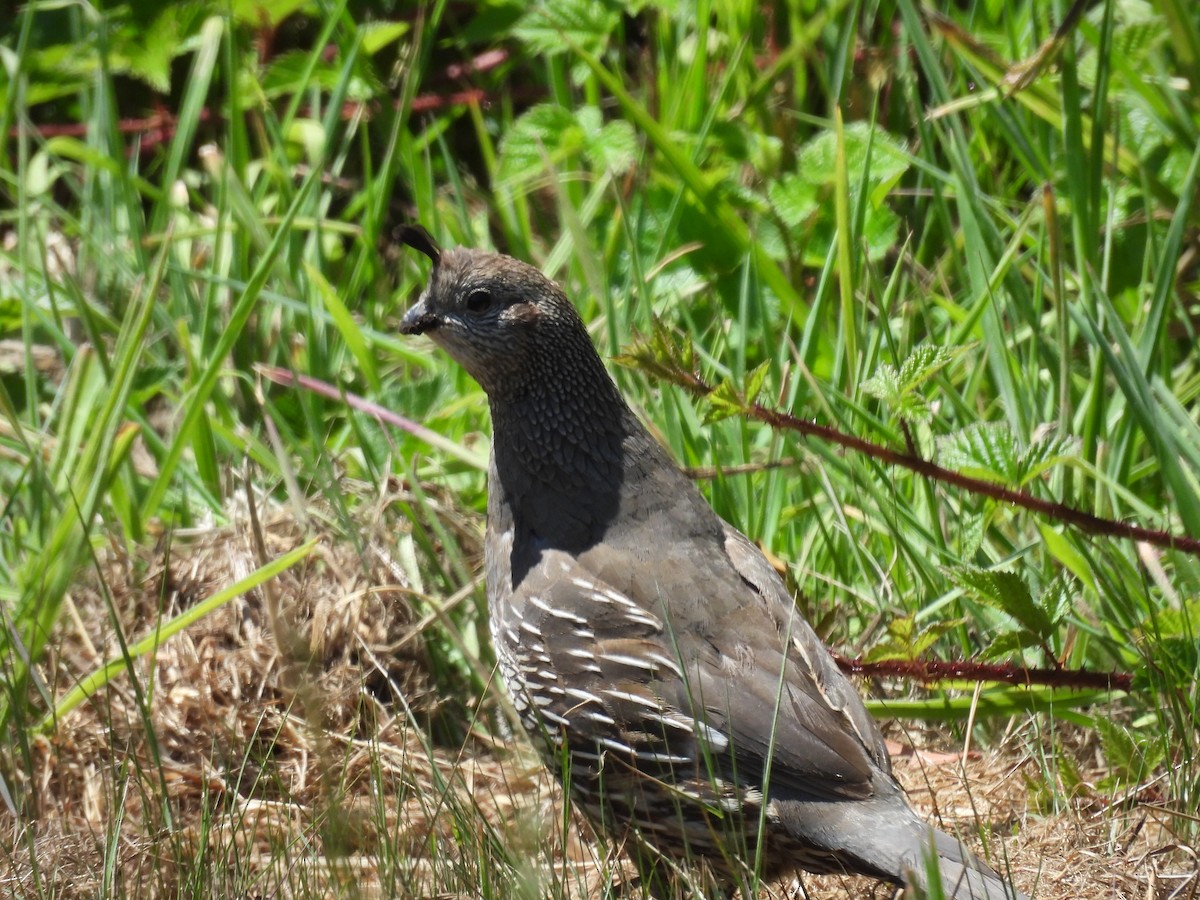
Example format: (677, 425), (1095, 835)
(465, 288), (494, 313)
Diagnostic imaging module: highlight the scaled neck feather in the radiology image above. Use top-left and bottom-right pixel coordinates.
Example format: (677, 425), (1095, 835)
(486, 330), (668, 552)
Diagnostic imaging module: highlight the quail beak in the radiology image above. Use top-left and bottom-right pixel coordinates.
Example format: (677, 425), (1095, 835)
(396, 224), (444, 335)
(399, 296), (442, 335)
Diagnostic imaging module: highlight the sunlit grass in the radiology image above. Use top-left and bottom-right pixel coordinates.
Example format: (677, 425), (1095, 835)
(1, 0), (1198, 896)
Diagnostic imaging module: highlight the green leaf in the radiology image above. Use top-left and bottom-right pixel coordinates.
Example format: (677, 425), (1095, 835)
(767, 175), (820, 228)
(978, 630), (1039, 661)
(1078, 2), (1168, 89)
(937, 422), (1020, 483)
(515, 0), (621, 57)
(862, 363), (901, 406)
(230, 0), (308, 26)
(796, 121), (910, 189)
(703, 377), (744, 424)
(1133, 598), (1200, 684)
(896, 394), (933, 422)
(614, 320), (695, 385)
(1095, 718), (1164, 786)
(576, 106), (638, 175)
(1038, 573), (1074, 628)
(359, 20), (410, 55)
(1018, 430), (1081, 484)
(946, 566), (1054, 638)
(496, 104), (583, 186)
(865, 344), (963, 422)
(770, 125), (908, 262)
(744, 361), (770, 406)
(898, 344), (957, 392)
(1029, 740), (1089, 811)
(700, 362), (773, 424)
(958, 506), (988, 557)
(1037, 523), (1097, 595)
(861, 203), (901, 261)
(263, 50), (342, 99)
(107, 4), (206, 93)
(865, 616), (964, 662)
(1142, 597), (1200, 640)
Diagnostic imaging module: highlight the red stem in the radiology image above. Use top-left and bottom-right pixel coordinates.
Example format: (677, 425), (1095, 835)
(664, 366), (1200, 558)
(833, 653), (1131, 692)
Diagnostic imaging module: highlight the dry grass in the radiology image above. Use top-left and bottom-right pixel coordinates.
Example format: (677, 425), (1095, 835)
(1, 491), (1195, 899)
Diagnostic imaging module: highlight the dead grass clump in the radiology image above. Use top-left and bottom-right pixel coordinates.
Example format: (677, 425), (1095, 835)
(0, 489), (1196, 898)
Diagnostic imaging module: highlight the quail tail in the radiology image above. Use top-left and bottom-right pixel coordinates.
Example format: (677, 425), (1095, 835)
(914, 827), (1029, 900)
(781, 799), (1027, 900)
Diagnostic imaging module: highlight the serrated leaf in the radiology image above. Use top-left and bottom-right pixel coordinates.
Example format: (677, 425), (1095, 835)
(1038, 573), (1073, 629)
(1018, 431), (1081, 484)
(744, 361), (770, 406)
(109, 4), (204, 93)
(959, 507), (988, 557)
(888, 616), (917, 643)
(587, 118), (638, 174)
(894, 392), (933, 423)
(863, 641), (910, 664)
(864, 616), (962, 662)
(767, 175), (820, 228)
(614, 320), (695, 386)
(861, 203), (901, 261)
(909, 618), (964, 657)
(496, 104), (582, 186)
(946, 566), (1054, 638)
(863, 622), (913, 663)
(862, 363), (901, 405)
(497, 103), (635, 186)
(796, 121), (910, 190)
(515, 0), (620, 57)
(1095, 718), (1162, 785)
(1079, 2), (1166, 89)
(866, 343), (965, 422)
(978, 629), (1038, 660)
(360, 21), (410, 55)
(1140, 635), (1200, 683)
(1134, 598), (1200, 680)
(704, 377), (745, 424)
(898, 344), (957, 392)
(263, 51), (343, 99)
(937, 421), (1020, 484)
(1141, 596), (1200, 640)
(1056, 739), (1086, 795)
(701, 362), (773, 423)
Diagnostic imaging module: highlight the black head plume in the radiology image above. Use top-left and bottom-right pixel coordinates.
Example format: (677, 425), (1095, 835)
(396, 225), (442, 266)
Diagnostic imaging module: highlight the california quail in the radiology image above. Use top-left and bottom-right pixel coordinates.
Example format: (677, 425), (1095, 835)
(397, 226), (1027, 900)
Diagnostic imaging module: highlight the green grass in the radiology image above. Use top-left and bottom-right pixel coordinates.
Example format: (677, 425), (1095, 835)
(1, 0), (1199, 896)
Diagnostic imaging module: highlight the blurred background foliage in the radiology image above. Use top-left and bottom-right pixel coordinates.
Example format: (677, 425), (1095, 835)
(1, 0), (1198, 862)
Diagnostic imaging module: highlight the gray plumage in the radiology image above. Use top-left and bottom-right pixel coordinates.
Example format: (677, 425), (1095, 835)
(397, 228), (1027, 900)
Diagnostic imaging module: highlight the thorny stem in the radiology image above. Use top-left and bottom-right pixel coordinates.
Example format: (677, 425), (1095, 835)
(7, 50), (510, 151)
(832, 653), (1132, 692)
(659, 363), (1200, 559)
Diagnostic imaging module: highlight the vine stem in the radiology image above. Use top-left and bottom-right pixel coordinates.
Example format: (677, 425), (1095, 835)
(659, 364), (1200, 558)
(832, 653), (1131, 691)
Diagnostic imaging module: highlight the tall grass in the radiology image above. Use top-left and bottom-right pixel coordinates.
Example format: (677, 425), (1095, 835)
(1, 0), (1198, 895)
